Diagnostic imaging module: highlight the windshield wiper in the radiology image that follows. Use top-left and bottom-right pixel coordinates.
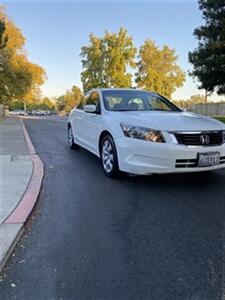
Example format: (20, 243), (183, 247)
(113, 109), (136, 111)
(113, 109), (173, 112)
(148, 108), (171, 111)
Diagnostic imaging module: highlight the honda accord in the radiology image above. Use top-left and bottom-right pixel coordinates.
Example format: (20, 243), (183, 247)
(68, 89), (225, 177)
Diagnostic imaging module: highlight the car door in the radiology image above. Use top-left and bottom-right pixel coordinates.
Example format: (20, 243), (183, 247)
(71, 93), (90, 146)
(82, 91), (102, 154)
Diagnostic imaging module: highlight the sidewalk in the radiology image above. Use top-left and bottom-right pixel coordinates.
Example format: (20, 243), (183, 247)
(0, 117), (43, 272)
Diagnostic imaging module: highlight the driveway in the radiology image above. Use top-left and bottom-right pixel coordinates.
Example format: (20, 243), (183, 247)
(0, 116), (224, 300)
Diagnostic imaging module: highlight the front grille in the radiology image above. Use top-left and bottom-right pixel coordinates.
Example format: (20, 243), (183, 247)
(175, 156), (225, 168)
(174, 131), (223, 146)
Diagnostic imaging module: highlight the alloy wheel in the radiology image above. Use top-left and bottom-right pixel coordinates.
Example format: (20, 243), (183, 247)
(102, 139), (114, 173)
(68, 127), (73, 147)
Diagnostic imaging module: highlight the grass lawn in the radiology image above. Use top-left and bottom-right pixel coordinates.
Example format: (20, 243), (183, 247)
(214, 116), (225, 123)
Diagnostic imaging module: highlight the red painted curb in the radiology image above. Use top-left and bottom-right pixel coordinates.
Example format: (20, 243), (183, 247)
(4, 119), (44, 224)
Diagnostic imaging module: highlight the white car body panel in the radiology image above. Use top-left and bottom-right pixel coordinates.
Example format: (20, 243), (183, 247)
(107, 110), (224, 131)
(68, 88), (225, 175)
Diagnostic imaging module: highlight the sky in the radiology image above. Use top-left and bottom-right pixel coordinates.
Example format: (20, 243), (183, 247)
(2, 0), (212, 100)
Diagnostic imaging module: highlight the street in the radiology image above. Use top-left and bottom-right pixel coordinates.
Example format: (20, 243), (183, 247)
(0, 116), (225, 300)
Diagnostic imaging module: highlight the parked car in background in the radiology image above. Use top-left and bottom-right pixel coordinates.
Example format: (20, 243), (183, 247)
(31, 110), (55, 116)
(10, 110), (28, 116)
(68, 88), (225, 178)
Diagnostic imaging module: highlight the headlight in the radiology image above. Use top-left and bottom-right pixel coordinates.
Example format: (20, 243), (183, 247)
(120, 123), (165, 143)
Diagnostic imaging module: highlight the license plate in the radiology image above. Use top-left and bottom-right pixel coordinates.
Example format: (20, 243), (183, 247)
(198, 152), (220, 167)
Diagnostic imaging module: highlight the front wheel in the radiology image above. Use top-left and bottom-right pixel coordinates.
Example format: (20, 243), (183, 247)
(68, 125), (80, 150)
(101, 135), (120, 178)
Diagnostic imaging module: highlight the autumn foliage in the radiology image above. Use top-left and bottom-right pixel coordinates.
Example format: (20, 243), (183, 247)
(80, 28), (185, 98)
(0, 7), (46, 107)
(136, 40), (185, 98)
(81, 28), (136, 93)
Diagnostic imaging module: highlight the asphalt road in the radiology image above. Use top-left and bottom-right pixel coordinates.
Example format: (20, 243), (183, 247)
(0, 117), (225, 300)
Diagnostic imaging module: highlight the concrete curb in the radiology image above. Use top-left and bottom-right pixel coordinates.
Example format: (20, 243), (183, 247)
(0, 224), (24, 274)
(0, 118), (44, 273)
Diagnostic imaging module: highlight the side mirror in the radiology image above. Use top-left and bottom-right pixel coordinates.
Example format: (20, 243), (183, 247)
(84, 104), (96, 113)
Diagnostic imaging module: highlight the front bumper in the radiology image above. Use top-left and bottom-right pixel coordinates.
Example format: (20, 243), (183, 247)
(115, 136), (225, 175)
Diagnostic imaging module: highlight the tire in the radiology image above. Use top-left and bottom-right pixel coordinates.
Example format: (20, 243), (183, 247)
(101, 135), (120, 178)
(68, 125), (80, 150)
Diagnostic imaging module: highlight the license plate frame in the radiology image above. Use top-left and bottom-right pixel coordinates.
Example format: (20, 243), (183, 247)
(197, 152), (220, 167)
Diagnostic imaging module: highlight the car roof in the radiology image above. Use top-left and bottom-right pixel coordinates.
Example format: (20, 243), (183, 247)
(83, 88), (158, 98)
(86, 88), (154, 94)
(100, 88), (150, 92)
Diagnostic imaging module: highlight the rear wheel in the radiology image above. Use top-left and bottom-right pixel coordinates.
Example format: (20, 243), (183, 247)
(68, 125), (80, 150)
(101, 135), (120, 178)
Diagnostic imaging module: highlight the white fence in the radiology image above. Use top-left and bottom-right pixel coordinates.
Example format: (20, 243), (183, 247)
(189, 103), (225, 116)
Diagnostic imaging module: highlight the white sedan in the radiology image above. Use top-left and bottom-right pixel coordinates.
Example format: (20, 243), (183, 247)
(68, 88), (225, 177)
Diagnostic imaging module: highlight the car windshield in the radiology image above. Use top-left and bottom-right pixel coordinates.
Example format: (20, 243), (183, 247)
(102, 90), (181, 112)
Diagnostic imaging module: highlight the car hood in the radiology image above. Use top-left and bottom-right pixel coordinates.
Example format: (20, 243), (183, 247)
(109, 111), (225, 131)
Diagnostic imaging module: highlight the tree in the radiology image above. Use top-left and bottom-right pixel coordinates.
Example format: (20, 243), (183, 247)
(0, 8), (7, 69)
(173, 94), (211, 109)
(0, 18), (4, 43)
(0, 59), (32, 104)
(0, 7), (31, 103)
(0, 12), (7, 49)
(102, 28), (136, 88)
(0, 11), (8, 75)
(188, 0), (225, 102)
(135, 40), (185, 98)
(40, 97), (55, 110)
(0, 7), (46, 106)
(81, 28), (136, 92)
(81, 33), (105, 92)
(22, 59), (46, 109)
(56, 95), (66, 112)
(56, 85), (82, 113)
(64, 85), (82, 112)
(189, 94), (206, 104)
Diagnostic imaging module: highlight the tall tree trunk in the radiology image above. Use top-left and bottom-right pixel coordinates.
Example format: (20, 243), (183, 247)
(205, 90), (208, 116)
(24, 100), (26, 112)
(204, 89), (208, 104)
